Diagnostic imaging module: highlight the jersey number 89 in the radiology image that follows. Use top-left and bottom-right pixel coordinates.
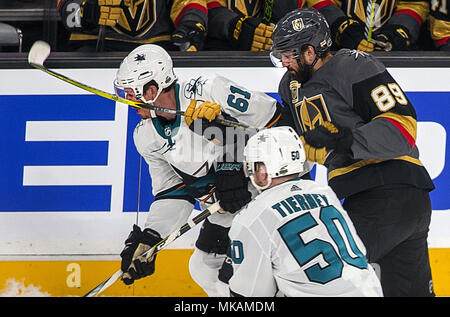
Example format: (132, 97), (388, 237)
(371, 83), (408, 112)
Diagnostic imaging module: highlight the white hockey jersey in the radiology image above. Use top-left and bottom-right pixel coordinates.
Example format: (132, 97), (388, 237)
(133, 74), (280, 236)
(228, 177), (383, 297)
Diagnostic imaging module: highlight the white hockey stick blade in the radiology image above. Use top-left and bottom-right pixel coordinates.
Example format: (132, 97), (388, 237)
(28, 40), (51, 66)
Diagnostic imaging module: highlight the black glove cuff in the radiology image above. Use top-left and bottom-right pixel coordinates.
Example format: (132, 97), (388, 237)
(335, 126), (354, 154)
(228, 14), (260, 50)
(331, 16), (364, 49)
(141, 227), (163, 247)
(375, 24), (411, 50)
(215, 161), (251, 213)
(120, 224), (142, 271)
(440, 40), (450, 51)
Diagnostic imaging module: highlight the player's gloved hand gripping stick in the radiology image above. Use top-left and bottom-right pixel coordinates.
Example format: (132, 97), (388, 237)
(83, 201), (224, 297)
(28, 41), (256, 131)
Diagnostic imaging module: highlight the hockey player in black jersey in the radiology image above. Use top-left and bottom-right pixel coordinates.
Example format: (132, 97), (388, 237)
(272, 7), (435, 296)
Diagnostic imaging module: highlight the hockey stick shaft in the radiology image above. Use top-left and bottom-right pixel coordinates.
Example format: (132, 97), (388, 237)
(28, 41), (253, 131)
(83, 201), (223, 297)
(96, 25), (106, 52)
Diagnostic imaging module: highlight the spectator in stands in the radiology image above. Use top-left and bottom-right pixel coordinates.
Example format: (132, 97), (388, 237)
(428, 0), (450, 50)
(204, 0), (304, 51)
(308, 0), (428, 51)
(57, 0), (207, 52)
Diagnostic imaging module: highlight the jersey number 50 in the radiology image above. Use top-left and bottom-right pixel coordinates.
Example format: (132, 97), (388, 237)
(278, 206), (368, 284)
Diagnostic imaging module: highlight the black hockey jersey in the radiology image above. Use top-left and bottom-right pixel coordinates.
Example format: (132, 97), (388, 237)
(58, 0), (207, 50)
(278, 49), (434, 199)
(206, 0), (304, 50)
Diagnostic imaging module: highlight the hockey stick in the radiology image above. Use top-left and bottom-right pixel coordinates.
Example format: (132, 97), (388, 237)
(28, 41), (254, 131)
(83, 201), (223, 297)
(96, 25), (106, 52)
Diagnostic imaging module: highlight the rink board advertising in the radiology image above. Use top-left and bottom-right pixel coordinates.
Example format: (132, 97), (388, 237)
(0, 67), (448, 296)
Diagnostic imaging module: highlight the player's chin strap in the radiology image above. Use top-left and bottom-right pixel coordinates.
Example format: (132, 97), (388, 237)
(139, 89), (163, 118)
(249, 174), (272, 193)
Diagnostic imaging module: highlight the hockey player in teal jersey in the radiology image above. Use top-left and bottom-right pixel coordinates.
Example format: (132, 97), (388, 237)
(271, 8), (435, 296)
(228, 126), (383, 296)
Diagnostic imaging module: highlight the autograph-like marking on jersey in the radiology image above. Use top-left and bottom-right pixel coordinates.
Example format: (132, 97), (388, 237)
(184, 77), (205, 99)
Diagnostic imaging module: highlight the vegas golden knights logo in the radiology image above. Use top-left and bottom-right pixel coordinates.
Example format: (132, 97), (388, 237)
(292, 18), (304, 31)
(346, 0), (396, 31)
(294, 94), (331, 132)
(113, 0), (157, 38)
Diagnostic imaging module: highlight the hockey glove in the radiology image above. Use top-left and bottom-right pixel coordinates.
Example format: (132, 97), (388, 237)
(300, 136), (329, 165)
(215, 162), (251, 213)
(229, 15), (273, 51)
(440, 40), (450, 51)
(185, 100), (221, 127)
(302, 121), (353, 156)
(120, 225), (162, 285)
(171, 21), (206, 51)
(80, 0), (122, 29)
(331, 16), (374, 52)
(374, 24), (411, 51)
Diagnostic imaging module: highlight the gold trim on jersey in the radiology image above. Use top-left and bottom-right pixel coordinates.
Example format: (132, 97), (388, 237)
(227, 0), (262, 17)
(328, 155), (424, 181)
(373, 112), (417, 141)
(395, 0), (428, 22)
(430, 16), (450, 41)
(69, 33), (171, 43)
(171, 0), (207, 22)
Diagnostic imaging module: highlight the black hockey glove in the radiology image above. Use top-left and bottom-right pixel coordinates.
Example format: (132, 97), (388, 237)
(374, 24), (411, 51)
(302, 121), (353, 155)
(120, 225), (162, 285)
(440, 41), (450, 51)
(331, 16), (374, 52)
(171, 21), (206, 51)
(215, 162), (251, 213)
(228, 15), (273, 51)
(80, 0), (121, 29)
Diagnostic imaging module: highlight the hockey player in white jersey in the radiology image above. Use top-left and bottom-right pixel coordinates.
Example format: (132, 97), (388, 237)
(113, 44), (281, 296)
(228, 126), (383, 297)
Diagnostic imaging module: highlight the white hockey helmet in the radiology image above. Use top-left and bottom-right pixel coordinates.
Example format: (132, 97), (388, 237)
(114, 44), (177, 103)
(244, 126), (307, 192)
